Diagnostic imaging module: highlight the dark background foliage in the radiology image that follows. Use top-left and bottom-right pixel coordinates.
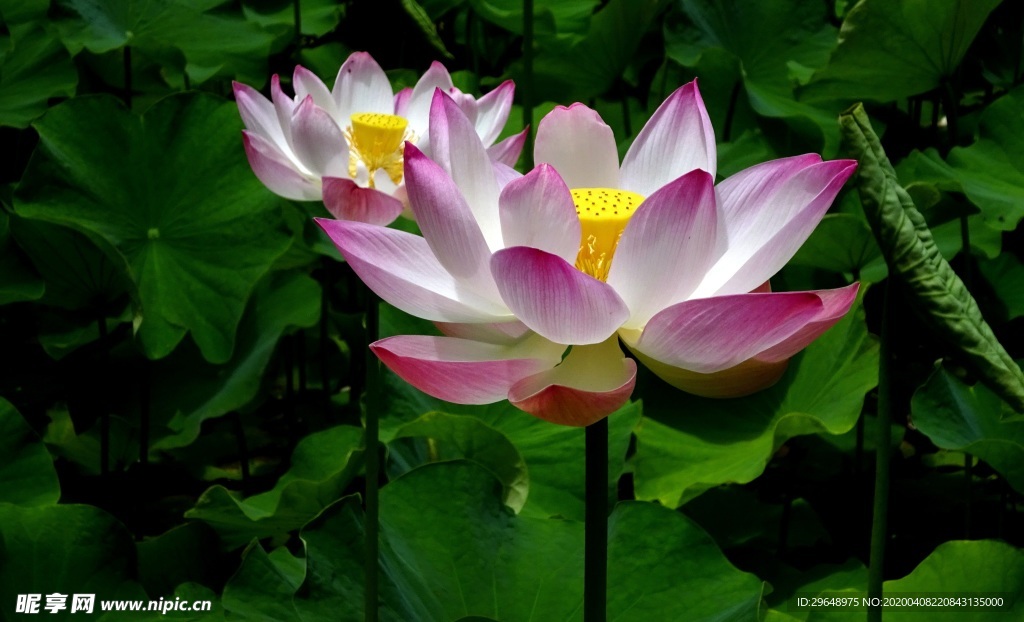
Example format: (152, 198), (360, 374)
(1, 0), (1023, 619)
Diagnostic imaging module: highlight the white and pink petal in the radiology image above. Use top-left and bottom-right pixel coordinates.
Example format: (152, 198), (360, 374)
(696, 156), (857, 297)
(488, 129), (527, 168)
(289, 96), (348, 178)
(607, 169), (719, 327)
(322, 178), (403, 226)
(316, 218), (508, 322)
(491, 247), (630, 345)
(755, 283), (860, 362)
(404, 145), (502, 302)
(371, 334), (562, 405)
(428, 90), (503, 248)
(332, 52), (394, 121)
(234, 81), (290, 152)
(498, 164), (581, 264)
(293, 65), (339, 119)
(509, 337), (637, 426)
(473, 80), (515, 146)
(242, 131), (320, 200)
(627, 291), (825, 373)
(619, 80), (717, 196)
(534, 104), (620, 189)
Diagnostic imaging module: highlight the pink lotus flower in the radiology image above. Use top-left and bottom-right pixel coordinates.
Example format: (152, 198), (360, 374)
(234, 52), (524, 226)
(319, 83), (859, 426)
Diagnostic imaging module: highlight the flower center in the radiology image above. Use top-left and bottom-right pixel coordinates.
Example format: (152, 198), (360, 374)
(571, 188), (644, 281)
(347, 112), (410, 188)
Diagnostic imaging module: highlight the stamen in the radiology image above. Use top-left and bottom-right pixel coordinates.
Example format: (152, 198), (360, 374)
(571, 188), (644, 281)
(347, 112), (410, 188)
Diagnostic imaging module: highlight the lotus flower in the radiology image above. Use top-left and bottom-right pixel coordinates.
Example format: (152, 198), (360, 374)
(234, 52), (524, 226)
(318, 82), (859, 426)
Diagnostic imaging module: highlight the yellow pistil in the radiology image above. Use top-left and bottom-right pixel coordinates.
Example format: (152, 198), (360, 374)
(346, 112), (410, 188)
(571, 188), (645, 281)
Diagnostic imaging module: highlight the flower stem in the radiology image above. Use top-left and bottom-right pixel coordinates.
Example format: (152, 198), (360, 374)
(960, 214), (973, 538)
(584, 417), (608, 622)
(320, 258), (333, 417)
(521, 0), (534, 171)
(364, 290), (381, 622)
(294, 0), (303, 51)
(98, 315), (110, 476)
(122, 46), (132, 109)
(867, 279), (893, 622)
(138, 360), (150, 467)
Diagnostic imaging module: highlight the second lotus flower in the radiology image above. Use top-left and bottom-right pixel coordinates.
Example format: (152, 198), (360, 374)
(235, 52), (524, 226)
(320, 81), (859, 426)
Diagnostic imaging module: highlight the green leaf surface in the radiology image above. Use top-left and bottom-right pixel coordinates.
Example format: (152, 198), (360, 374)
(401, 0), (454, 60)
(790, 213), (881, 277)
(288, 462), (762, 621)
(666, 0), (843, 153)
(469, 0), (599, 37)
(9, 214), (135, 313)
(15, 93), (291, 363)
(606, 501), (765, 620)
(0, 210), (44, 305)
(840, 103), (1024, 415)
(945, 85), (1024, 231)
(53, 0), (277, 86)
(0, 504), (147, 614)
(0, 24), (78, 128)
(185, 424), (363, 549)
(0, 398), (60, 506)
(137, 523), (220, 598)
(519, 0), (668, 102)
(979, 253), (1024, 321)
(804, 540), (1024, 621)
(222, 542), (305, 621)
(43, 405), (135, 476)
(242, 0), (344, 38)
(801, 0), (1002, 103)
(149, 271), (320, 450)
(391, 411), (529, 512)
(912, 366), (1024, 493)
(0, 0), (49, 23)
(376, 302), (641, 520)
(98, 583), (226, 621)
(634, 298), (877, 507)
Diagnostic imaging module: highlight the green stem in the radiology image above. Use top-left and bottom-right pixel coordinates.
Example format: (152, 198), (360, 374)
(584, 417), (608, 622)
(294, 0), (302, 51)
(940, 81), (959, 153)
(320, 258), (332, 417)
(233, 412), (251, 495)
(723, 80), (741, 142)
(620, 92), (632, 139)
(98, 315), (110, 476)
(123, 46), (132, 109)
(867, 279), (893, 622)
(959, 214), (973, 538)
(139, 360), (150, 467)
(364, 291), (381, 622)
(521, 0), (534, 171)
(297, 332), (307, 396)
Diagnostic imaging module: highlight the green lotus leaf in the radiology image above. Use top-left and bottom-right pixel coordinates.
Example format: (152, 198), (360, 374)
(53, 0), (277, 87)
(912, 366), (1024, 493)
(0, 24), (77, 129)
(801, 0), (1001, 103)
(15, 93), (291, 363)
(634, 297), (877, 507)
(0, 398), (60, 506)
(840, 103), (1024, 415)
(284, 462), (762, 620)
(185, 424), (363, 549)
